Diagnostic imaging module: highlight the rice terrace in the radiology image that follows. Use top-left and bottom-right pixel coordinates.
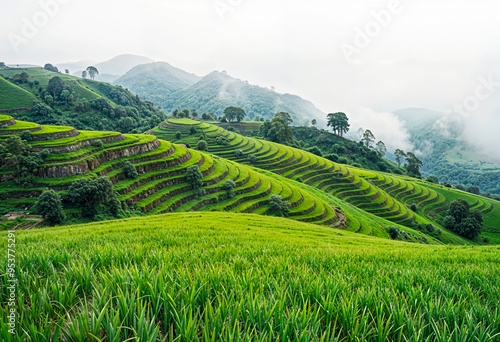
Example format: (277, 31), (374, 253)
(1, 1), (500, 341)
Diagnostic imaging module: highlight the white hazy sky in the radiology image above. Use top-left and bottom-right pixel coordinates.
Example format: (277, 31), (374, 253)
(1, 0), (499, 153)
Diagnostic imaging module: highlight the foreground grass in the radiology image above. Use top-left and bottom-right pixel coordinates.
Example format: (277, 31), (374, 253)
(1, 213), (499, 341)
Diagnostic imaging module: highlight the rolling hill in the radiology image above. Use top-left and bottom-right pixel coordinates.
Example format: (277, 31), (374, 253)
(153, 119), (500, 244)
(114, 62), (201, 108)
(0, 67), (165, 133)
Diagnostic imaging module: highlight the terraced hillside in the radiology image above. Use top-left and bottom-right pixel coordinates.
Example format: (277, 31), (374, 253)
(0, 67), (165, 133)
(0, 116), (345, 228)
(153, 119), (499, 243)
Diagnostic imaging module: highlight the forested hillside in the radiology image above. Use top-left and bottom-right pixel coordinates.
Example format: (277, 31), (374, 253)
(0, 67), (165, 133)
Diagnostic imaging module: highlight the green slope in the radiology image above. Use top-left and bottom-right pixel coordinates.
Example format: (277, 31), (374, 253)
(0, 77), (37, 109)
(1, 212), (499, 341)
(0, 67), (165, 134)
(154, 118), (500, 244)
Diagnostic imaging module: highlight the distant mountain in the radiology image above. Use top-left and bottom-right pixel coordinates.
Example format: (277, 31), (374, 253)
(161, 71), (325, 124)
(114, 62), (201, 108)
(393, 107), (500, 195)
(70, 54), (154, 83)
(55, 60), (95, 74)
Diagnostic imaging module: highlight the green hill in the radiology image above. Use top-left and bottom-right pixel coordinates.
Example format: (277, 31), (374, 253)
(0, 76), (38, 110)
(153, 119), (500, 244)
(0, 67), (165, 133)
(1, 212), (499, 341)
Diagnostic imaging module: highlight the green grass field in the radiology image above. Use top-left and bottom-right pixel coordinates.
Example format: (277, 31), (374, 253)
(1, 213), (499, 341)
(0, 77), (37, 109)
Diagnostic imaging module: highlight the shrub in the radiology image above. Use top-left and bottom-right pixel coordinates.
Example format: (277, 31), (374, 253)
(92, 139), (104, 149)
(426, 224), (436, 233)
(234, 149), (243, 157)
(338, 156), (348, 164)
(268, 195), (290, 217)
(325, 153), (339, 162)
(388, 226), (400, 240)
(123, 161), (138, 179)
(410, 203), (418, 212)
(40, 149), (50, 159)
(20, 130), (32, 141)
(443, 215), (455, 230)
(1, 125), (7, 129)
(223, 180), (236, 199)
(186, 165), (203, 189)
(216, 136), (229, 146)
(436, 228), (442, 236)
(307, 146), (323, 157)
(189, 126), (197, 135)
(226, 126), (237, 132)
(296, 177), (303, 183)
(197, 140), (207, 151)
(483, 237), (490, 243)
(247, 154), (257, 164)
(175, 131), (182, 139)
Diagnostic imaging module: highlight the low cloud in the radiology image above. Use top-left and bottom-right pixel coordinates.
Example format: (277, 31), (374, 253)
(346, 107), (414, 153)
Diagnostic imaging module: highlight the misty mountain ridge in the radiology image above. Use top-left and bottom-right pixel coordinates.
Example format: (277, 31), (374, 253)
(66, 54), (154, 82)
(140, 70), (326, 124)
(114, 61), (202, 108)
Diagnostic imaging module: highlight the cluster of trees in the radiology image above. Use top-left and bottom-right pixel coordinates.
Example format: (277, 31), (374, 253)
(186, 165), (205, 198)
(221, 106), (247, 123)
(13, 73), (166, 134)
(394, 149), (423, 177)
(0, 135), (50, 187)
(259, 112), (294, 144)
(172, 108), (216, 121)
(326, 112), (350, 137)
(33, 176), (124, 224)
(443, 199), (483, 239)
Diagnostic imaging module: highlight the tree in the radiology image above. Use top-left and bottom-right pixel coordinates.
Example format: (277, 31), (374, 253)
(44, 63), (59, 72)
(275, 112), (293, 126)
(19, 72), (29, 83)
(66, 177), (114, 217)
(223, 180), (236, 199)
(86, 66), (99, 80)
(81, 70), (87, 79)
(223, 106), (246, 122)
(197, 140), (207, 151)
(175, 131), (182, 139)
(65, 69), (69, 74)
(405, 152), (423, 177)
(394, 149), (406, 168)
(259, 113), (293, 144)
(123, 161), (138, 179)
(33, 189), (65, 225)
(0, 62), (5, 68)
(327, 112), (350, 137)
(44, 95), (53, 105)
(375, 141), (387, 157)
(448, 199), (470, 225)
(311, 119), (317, 127)
(60, 89), (70, 104)
(268, 195), (290, 217)
(361, 129), (375, 147)
(47, 76), (66, 98)
(186, 165), (203, 189)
